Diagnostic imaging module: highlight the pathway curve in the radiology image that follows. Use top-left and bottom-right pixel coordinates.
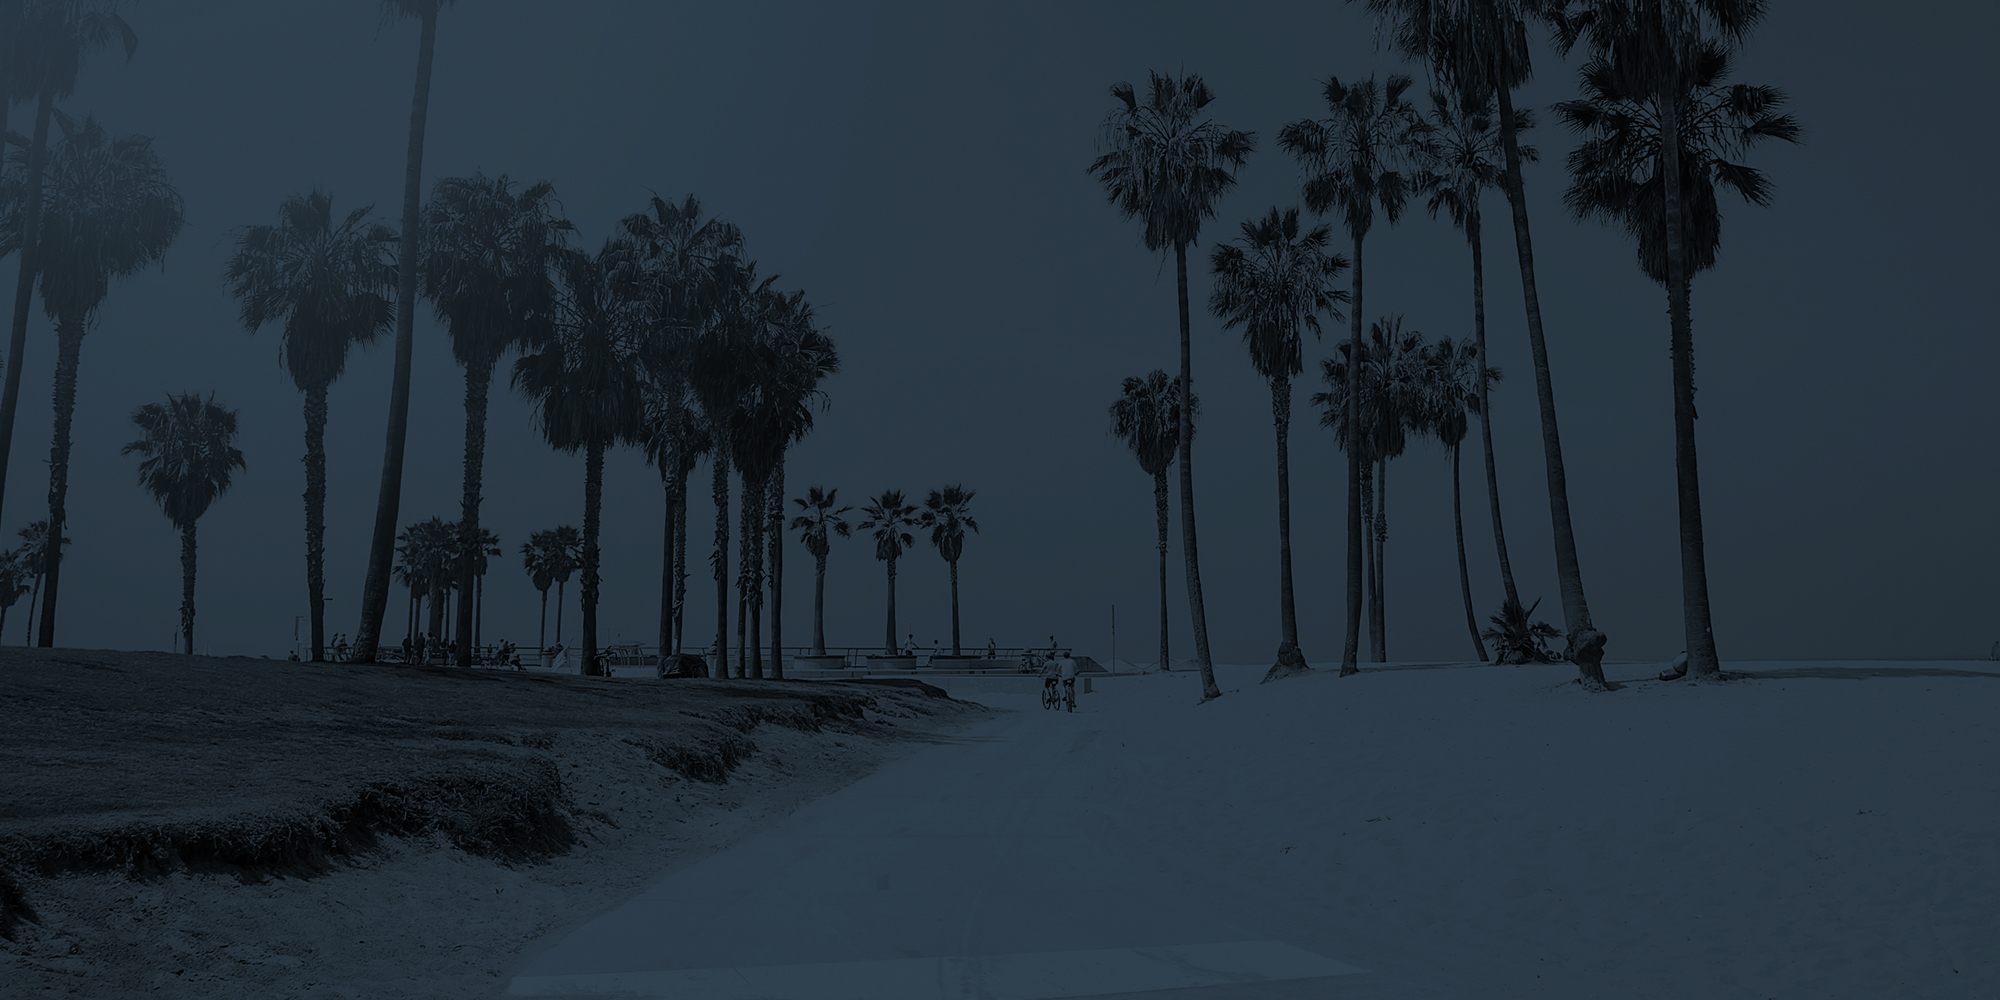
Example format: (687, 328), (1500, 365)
(505, 681), (1430, 999)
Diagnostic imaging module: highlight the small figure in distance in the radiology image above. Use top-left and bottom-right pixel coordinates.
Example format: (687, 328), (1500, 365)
(904, 633), (918, 655)
(987, 638), (997, 659)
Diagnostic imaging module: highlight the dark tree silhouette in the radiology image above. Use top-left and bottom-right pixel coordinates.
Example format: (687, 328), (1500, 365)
(1109, 371), (1194, 673)
(1088, 70), (1253, 703)
(857, 491), (918, 657)
(790, 486), (851, 656)
(122, 393), (244, 655)
(919, 485), (979, 657)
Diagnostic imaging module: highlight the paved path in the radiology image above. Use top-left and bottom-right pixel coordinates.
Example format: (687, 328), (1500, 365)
(506, 684), (1424, 999)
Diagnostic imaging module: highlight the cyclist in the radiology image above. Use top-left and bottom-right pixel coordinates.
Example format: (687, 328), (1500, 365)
(1057, 651), (1078, 711)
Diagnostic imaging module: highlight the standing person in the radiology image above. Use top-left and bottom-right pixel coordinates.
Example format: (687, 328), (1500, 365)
(1058, 650), (1079, 711)
(987, 638), (997, 659)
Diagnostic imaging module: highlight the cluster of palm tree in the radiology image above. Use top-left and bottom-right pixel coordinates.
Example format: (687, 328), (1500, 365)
(0, 519), (61, 642)
(1094, 0), (1798, 695)
(393, 516), (500, 657)
(519, 526), (579, 653)
(787, 485), (979, 660)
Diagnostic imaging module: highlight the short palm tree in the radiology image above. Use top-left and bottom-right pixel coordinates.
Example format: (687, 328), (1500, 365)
(857, 490), (918, 657)
(1360, 0), (1612, 688)
(1087, 70), (1253, 703)
(122, 392), (245, 655)
(1361, 317), (1429, 661)
(919, 485), (979, 657)
(1555, 19), (1800, 680)
(419, 173), (568, 666)
(512, 242), (644, 676)
(1, 111), (183, 646)
(1109, 370), (1194, 673)
(521, 526), (580, 650)
(1421, 335), (1503, 661)
(1422, 86), (1532, 615)
(225, 189), (396, 662)
(790, 486), (851, 656)
(1207, 206), (1349, 679)
(12, 519), (63, 645)
(355, 0), (461, 664)
(0, 0), (135, 529)
(1279, 73), (1430, 675)
(396, 516), (455, 645)
(0, 546), (31, 640)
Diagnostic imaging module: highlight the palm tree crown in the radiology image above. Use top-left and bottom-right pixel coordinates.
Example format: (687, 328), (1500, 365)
(122, 392), (244, 528)
(1109, 371), (1194, 478)
(792, 487), (853, 560)
(225, 189), (397, 389)
(1087, 71), (1257, 253)
(1208, 206), (1350, 381)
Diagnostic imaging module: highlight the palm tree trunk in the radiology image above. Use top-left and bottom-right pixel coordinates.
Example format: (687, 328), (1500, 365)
(454, 353), (494, 668)
(737, 471), (756, 678)
(884, 556), (898, 656)
(1273, 373), (1299, 649)
(1494, 67), (1607, 688)
(668, 468), (684, 664)
(1374, 455), (1389, 662)
(711, 449), (730, 677)
(1658, 84), (1720, 680)
(303, 383), (330, 661)
(674, 459), (692, 654)
(407, 585), (416, 647)
(1342, 233), (1365, 676)
(1453, 442), (1488, 661)
(429, 585), (445, 642)
(812, 551), (828, 656)
(354, 5), (440, 664)
(179, 520), (197, 655)
(742, 469), (765, 680)
(36, 318), (85, 646)
(582, 439), (604, 677)
(474, 573), (483, 653)
(537, 588), (548, 651)
(1153, 469), (1169, 670)
(23, 572), (38, 645)
(1360, 459), (1375, 663)
(0, 91), (52, 533)
(769, 458), (786, 678)
(948, 558), (961, 656)
(1173, 241), (1221, 701)
(1468, 204), (1520, 610)
(554, 579), (564, 647)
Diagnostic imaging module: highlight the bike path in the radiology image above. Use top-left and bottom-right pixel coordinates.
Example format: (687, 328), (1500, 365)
(505, 685), (1434, 999)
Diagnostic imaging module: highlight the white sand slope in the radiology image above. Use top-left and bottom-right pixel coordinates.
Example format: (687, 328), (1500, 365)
(510, 659), (1999, 999)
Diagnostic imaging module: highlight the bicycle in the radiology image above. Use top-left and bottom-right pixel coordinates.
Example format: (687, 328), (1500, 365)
(1041, 677), (1061, 710)
(1063, 676), (1076, 712)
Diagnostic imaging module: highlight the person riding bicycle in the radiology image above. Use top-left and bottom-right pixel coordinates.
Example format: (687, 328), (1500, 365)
(1057, 651), (1078, 710)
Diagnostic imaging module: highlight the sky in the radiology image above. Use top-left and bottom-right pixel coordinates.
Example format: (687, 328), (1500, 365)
(2, 0), (1994, 664)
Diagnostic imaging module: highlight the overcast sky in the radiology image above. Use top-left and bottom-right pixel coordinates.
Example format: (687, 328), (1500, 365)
(7, 0), (1994, 664)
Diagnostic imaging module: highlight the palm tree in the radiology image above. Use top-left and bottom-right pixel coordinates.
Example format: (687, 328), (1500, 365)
(418, 173), (568, 667)
(1087, 70), (1253, 703)
(0, 0), (135, 532)
(1422, 86), (1532, 614)
(354, 0), (459, 664)
(752, 293), (837, 679)
(0, 112), (182, 646)
(790, 486), (851, 656)
(1109, 371), (1195, 673)
(1360, 317), (1429, 661)
(12, 519), (62, 644)
(521, 526), (580, 650)
(518, 533), (556, 651)
(122, 392), (245, 655)
(465, 526), (500, 652)
(0, 546), (31, 640)
(1207, 206), (1349, 680)
(512, 242), (644, 677)
(1278, 72), (1429, 675)
(857, 490), (918, 657)
(1359, 0), (1612, 687)
(624, 194), (743, 660)
(394, 522), (430, 650)
(225, 190), (396, 662)
(1421, 335), (1503, 660)
(1555, 14), (1799, 680)
(919, 485), (979, 657)
(395, 516), (455, 646)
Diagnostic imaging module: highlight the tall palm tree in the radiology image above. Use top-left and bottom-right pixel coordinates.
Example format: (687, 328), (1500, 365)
(1422, 85), (1533, 614)
(419, 173), (568, 666)
(513, 242), (644, 677)
(1358, 0), (1612, 687)
(0, 0), (134, 531)
(355, 0), (459, 664)
(623, 193), (743, 660)
(1207, 206), (1349, 679)
(122, 392), (245, 655)
(225, 190), (396, 663)
(1278, 72), (1429, 675)
(0, 111), (182, 646)
(1359, 316), (1429, 661)
(1087, 70), (1253, 704)
(755, 293), (837, 679)
(857, 490), (917, 657)
(1555, 12), (1798, 680)
(790, 486), (851, 656)
(1421, 335), (1503, 660)
(1109, 371), (1194, 673)
(919, 485), (979, 657)
(464, 525), (499, 652)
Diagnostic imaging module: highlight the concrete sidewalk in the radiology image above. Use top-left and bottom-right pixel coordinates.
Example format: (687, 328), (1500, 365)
(503, 685), (1425, 999)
